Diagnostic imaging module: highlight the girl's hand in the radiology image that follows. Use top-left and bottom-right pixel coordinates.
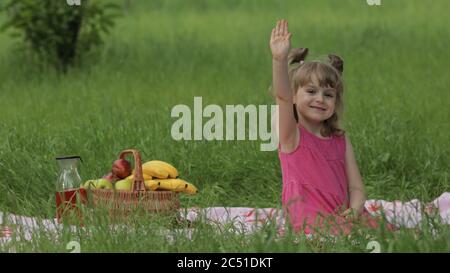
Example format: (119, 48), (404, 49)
(340, 208), (360, 220)
(270, 19), (292, 62)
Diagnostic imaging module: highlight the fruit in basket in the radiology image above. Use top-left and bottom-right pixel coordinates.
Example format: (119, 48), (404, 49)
(147, 160), (179, 178)
(82, 178), (113, 189)
(114, 179), (133, 191)
(144, 180), (159, 191)
(112, 159), (132, 179)
(142, 161), (170, 179)
(184, 181), (199, 195)
(102, 172), (116, 182)
(82, 179), (97, 189)
(97, 178), (114, 189)
(153, 178), (198, 195)
(126, 171), (152, 181)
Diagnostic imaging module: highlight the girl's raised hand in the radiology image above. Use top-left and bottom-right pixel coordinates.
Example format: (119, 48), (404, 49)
(270, 19), (292, 61)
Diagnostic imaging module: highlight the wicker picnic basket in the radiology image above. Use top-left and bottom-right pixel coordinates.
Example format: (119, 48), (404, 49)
(90, 149), (180, 220)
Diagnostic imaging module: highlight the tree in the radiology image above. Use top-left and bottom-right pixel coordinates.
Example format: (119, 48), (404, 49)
(0, 0), (121, 72)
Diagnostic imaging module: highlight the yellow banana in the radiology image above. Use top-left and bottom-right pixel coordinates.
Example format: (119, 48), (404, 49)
(144, 180), (159, 191)
(148, 160), (179, 178)
(154, 178), (198, 195)
(154, 179), (186, 192)
(142, 161), (169, 179)
(126, 172), (152, 181)
(184, 181), (199, 195)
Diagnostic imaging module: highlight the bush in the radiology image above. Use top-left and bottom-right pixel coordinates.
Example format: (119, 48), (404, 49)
(0, 0), (121, 72)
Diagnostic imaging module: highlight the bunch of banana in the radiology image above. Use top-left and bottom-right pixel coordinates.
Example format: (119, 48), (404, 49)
(142, 160), (179, 179)
(139, 160), (198, 195)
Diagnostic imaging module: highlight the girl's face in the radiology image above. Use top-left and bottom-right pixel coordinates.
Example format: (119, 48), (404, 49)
(294, 79), (337, 124)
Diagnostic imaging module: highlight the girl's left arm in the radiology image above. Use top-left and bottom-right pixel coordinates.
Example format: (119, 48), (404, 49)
(344, 135), (367, 217)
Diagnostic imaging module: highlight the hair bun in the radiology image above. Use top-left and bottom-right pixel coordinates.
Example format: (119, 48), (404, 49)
(288, 47), (309, 65)
(328, 54), (344, 74)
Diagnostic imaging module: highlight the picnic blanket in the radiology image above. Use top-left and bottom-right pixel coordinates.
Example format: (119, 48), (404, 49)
(1, 192), (449, 249)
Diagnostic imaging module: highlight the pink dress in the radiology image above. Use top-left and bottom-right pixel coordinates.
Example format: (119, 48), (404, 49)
(279, 124), (349, 234)
(278, 124), (393, 234)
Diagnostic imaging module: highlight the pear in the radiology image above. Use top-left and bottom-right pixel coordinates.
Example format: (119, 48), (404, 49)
(96, 178), (113, 189)
(82, 179), (98, 189)
(114, 179), (133, 191)
(82, 178), (113, 190)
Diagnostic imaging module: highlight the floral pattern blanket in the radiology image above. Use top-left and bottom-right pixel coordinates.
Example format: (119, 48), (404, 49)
(1, 192), (449, 250)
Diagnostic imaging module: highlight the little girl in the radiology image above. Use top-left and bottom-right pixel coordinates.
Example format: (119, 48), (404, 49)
(270, 19), (369, 234)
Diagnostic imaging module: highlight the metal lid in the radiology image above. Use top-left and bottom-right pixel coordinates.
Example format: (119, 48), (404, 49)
(55, 155), (83, 162)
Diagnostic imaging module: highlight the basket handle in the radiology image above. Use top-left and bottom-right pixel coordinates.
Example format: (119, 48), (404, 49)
(119, 149), (146, 192)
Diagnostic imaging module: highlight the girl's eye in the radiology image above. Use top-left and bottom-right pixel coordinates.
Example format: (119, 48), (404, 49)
(307, 90), (315, 93)
(325, 94), (334, 98)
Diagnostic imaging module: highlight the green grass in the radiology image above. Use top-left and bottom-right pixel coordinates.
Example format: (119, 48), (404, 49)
(0, 0), (449, 252)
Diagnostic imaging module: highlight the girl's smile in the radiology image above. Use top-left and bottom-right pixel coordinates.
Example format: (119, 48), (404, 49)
(295, 82), (337, 124)
(310, 105), (327, 111)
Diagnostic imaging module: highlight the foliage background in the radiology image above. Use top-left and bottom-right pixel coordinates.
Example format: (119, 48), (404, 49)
(0, 0), (448, 252)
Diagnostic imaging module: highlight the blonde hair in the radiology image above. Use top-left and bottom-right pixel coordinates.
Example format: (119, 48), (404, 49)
(271, 48), (345, 137)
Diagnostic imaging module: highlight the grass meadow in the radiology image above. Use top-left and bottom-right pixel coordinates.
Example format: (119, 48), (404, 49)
(0, 0), (449, 252)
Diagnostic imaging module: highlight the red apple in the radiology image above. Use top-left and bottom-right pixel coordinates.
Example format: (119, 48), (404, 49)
(102, 172), (116, 182)
(112, 159), (132, 179)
